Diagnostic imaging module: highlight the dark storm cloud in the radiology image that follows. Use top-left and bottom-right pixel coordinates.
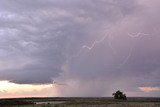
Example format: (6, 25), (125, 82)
(0, 0), (138, 84)
(0, 0), (159, 97)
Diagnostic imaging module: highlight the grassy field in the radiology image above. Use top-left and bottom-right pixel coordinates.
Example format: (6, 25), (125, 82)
(0, 97), (160, 107)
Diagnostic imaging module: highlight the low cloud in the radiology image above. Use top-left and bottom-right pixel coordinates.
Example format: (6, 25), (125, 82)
(139, 87), (160, 92)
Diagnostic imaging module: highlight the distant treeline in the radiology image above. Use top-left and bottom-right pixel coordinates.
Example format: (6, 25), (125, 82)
(0, 99), (34, 106)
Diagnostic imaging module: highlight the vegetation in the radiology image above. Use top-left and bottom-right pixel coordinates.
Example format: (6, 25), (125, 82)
(0, 97), (160, 107)
(0, 99), (34, 106)
(112, 90), (127, 100)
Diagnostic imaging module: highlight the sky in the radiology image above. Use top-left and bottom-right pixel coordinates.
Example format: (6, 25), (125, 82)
(0, 0), (160, 98)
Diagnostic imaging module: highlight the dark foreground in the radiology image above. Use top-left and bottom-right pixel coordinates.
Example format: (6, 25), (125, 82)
(0, 97), (160, 107)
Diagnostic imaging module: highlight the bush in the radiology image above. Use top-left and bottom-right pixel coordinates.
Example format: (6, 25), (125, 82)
(112, 90), (127, 100)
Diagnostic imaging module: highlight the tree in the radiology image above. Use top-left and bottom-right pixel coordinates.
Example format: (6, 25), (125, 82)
(112, 90), (127, 100)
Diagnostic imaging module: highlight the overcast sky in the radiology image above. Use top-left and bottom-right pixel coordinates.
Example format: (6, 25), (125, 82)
(0, 0), (160, 97)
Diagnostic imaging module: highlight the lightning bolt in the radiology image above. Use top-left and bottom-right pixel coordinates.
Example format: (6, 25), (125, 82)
(118, 32), (150, 68)
(82, 33), (108, 50)
(118, 47), (133, 68)
(67, 32), (111, 62)
(66, 30), (119, 68)
(82, 33), (117, 55)
(128, 32), (149, 38)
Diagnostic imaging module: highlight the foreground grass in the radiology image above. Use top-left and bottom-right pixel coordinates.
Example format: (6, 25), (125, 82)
(5, 103), (160, 107)
(1, 97), (160, 107)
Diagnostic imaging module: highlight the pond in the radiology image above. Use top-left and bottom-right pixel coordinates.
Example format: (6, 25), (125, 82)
(35, 101), (66, 105)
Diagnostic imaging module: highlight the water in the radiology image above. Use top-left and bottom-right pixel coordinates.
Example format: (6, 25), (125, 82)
(35, 101), (65, 105)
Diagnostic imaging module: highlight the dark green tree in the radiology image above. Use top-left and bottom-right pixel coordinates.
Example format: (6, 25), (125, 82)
(112, 90), (127, 100)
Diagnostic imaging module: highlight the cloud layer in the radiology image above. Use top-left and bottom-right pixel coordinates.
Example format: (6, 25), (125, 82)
(0, 0), (160, 97)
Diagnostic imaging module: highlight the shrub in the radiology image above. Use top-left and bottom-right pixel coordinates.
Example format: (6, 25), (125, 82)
(112, 90), (127, 100)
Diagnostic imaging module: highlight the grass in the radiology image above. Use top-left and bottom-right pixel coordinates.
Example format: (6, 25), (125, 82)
(0, 97), (160, 107)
